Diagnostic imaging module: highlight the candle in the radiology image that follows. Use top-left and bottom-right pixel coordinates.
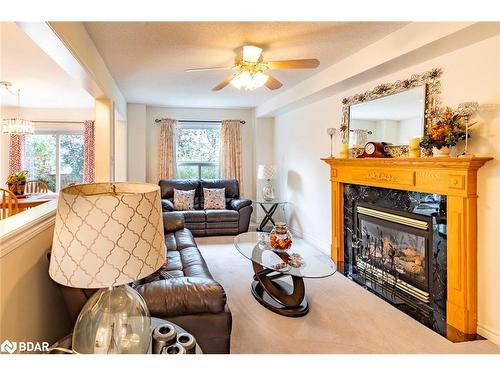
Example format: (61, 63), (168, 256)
(339, 143), (349, 159)
(409, 137), (421, 158)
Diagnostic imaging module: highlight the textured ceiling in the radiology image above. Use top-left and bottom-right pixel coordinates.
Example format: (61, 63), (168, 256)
(84, 22), (407, 108)
(0, 22), (94, 108)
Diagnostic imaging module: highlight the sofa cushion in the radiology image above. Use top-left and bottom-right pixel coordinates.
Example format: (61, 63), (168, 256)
(205, 209), (239, 222)
(200, 179), (239, 207)
(182, 210), (206, 223)
(160, 179), (202, 209)
(174, 188), (195, 210)
(203, 188), (226, 209)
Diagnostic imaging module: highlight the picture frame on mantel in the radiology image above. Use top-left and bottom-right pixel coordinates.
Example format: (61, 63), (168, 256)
(340, 68), (443, 157)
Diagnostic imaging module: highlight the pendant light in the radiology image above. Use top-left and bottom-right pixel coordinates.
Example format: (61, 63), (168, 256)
(1, 81), (34, 135)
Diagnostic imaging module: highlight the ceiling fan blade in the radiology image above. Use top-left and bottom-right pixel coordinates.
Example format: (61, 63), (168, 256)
(185, 66), (233, 72)
(212, 75), (234, 91)
(267, 59), (320, 70)
(265, 75), (283, 90)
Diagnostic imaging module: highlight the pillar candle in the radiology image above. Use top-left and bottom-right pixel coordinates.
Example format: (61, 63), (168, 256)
(409, 137), (421, 158)
(339, 143), (349, 159)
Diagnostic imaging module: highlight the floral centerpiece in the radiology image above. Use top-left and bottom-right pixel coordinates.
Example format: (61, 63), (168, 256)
(420, 106), (475, 157)
(6, 170), (28, 195)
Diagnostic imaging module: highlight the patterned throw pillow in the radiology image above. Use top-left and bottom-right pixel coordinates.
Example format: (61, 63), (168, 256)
(203, 188), (226, 210)
(173, 189), (195, 211)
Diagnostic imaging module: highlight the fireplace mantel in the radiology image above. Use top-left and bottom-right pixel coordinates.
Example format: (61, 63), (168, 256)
(322, 156), (492, 339)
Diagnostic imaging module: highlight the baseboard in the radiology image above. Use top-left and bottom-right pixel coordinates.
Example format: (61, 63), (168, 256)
(477, 323), (500, 346)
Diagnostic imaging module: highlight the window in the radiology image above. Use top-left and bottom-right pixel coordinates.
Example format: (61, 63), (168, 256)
(176, 122), (220, 179)
(25, 131), (84, 191)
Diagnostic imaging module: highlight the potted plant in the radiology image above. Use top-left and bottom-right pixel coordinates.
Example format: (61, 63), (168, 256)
(6, 170), (28, 195)
(420, 106), (473, 157)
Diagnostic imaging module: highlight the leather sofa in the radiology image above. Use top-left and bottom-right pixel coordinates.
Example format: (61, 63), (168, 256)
(159, 179), (253, 237)
(50, 212), (232, 354)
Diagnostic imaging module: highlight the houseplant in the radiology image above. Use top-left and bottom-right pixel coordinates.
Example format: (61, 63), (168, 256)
(420, 106), (473, 157)
(6, 170), (28, 195)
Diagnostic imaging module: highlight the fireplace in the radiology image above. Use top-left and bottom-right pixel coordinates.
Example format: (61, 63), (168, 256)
(344, 185), (447, 336)
(323, 156), (492, 341)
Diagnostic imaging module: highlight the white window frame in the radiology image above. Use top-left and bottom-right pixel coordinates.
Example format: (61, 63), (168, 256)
(176, 121), (221, 179)
(26, 130), (84, 192)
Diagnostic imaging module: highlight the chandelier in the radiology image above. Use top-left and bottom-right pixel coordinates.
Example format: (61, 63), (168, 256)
(1, 81), (34, 135)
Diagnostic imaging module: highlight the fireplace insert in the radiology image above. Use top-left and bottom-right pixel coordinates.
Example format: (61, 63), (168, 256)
(353, 202), (433, 299)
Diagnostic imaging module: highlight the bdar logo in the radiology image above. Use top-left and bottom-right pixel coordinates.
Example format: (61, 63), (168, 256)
(1, 340), (17, 354)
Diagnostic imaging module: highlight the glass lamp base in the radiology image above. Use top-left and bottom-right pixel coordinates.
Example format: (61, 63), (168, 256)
(262, 180), (275, 201)
(72, 284), (151, 354)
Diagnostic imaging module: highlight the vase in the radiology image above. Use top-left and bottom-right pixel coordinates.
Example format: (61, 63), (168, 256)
(269, 222), (293, 251)
(432, 146), (451, 157)
(7, 182), (25, 195)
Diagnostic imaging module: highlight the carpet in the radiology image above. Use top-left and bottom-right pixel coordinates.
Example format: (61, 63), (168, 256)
(196, 235), (500, 354)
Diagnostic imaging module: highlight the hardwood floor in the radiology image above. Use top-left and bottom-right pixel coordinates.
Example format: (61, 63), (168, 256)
(197, 236), (500, 354)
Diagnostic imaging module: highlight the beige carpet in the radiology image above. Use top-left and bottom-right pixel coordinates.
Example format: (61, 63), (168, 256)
(196, 235), (500, 354)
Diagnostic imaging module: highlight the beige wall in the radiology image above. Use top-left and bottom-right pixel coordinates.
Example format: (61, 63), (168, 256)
(273, 35), (500, 344)
(0, 223), (71, 346)
(144, 106), (256, 199)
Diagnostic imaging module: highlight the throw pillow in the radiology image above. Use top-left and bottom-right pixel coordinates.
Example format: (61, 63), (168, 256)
(173, 189), (195, 211)
(203, 188), (226, 210)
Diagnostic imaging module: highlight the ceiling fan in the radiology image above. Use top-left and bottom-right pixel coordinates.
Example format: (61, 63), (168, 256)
(185, 45), (320, 92)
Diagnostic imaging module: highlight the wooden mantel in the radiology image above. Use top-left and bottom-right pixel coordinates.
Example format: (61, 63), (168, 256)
(322, 156), (492, 338)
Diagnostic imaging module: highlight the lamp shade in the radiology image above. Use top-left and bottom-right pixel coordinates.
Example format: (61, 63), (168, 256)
(257, 165), (275, 180)
(49, 182), (166, 288)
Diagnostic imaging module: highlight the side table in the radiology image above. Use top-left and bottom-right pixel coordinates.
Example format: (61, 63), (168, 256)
(256, 200), (288, 232)
(49, 317), (203, 354)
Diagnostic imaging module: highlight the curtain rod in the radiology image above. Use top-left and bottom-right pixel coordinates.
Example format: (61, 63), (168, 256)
(154, 119), (245, 125)
(33, 120), (84, 124)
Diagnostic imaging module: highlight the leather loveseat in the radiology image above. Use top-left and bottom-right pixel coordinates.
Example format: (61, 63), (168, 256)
(159, 179), (253, 237)
(50, 212), (232, 354)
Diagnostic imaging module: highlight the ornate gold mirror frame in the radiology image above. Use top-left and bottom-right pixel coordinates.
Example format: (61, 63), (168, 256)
(340, 68), (443, 146)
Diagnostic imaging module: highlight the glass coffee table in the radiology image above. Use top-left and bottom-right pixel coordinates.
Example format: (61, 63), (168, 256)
(234, 232), (336, 317)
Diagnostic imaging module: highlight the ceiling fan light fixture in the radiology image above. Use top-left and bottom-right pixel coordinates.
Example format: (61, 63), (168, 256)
(230, 71), (269, 91)
(242, 45), (263, 63)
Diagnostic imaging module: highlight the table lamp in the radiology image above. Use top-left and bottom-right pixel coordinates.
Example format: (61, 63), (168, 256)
(49, 182), (166, 354)
(257, 165), (275, 201)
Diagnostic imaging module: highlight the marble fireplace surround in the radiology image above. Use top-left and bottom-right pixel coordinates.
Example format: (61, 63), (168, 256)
(322, 157), (492, 341)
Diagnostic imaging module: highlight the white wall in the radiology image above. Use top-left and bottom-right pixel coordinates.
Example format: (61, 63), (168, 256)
(254, 117), (276, 222)
(144, 106), (256, 199)
(127, 103), (147, 182)
(273, 34), (500, 344)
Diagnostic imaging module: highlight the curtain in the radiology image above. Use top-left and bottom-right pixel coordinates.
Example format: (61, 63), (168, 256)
(158, 118), (178, 180)
(219, 120), (242, 190)
(83, 120), (95, 183)
(8, 134), (25, 174)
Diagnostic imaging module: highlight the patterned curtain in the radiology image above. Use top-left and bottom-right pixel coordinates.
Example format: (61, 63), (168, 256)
(8, 134), (25, 174)
(219, 120), (242, 191)
(83, 120), (95, 183)
(158, 118), (178, 181)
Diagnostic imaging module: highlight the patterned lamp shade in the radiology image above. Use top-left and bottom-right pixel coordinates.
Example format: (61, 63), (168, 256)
(49, 182), (166, 288)
(257, 165), (275, 180)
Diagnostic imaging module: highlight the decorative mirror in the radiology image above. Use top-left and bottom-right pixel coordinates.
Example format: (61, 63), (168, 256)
(341, 68), (442, 153)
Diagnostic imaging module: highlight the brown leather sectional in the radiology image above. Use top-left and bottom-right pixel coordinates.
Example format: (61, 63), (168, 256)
(159, 179), (253, 236)
(50, 212), (232, 354)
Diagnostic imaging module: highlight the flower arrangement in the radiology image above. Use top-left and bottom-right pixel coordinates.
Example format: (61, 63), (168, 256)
(6, 170), (28, 195)
(420, 106), (474, 151)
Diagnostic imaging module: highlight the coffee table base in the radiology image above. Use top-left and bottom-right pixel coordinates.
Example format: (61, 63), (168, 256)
(251, 261), (309, 317)
(251, 280), (309, 317)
